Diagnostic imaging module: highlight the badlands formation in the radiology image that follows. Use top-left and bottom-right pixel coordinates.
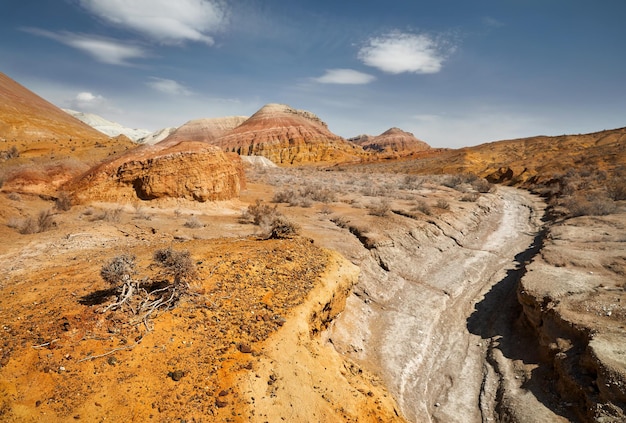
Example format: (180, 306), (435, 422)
(1, 71), (626, 422)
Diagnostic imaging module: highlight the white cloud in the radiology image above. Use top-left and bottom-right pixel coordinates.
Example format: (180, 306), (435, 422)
(313, 69), (376, 85)
(71, 91), (107, 110)
(358, 30), (452, 74)
(78, 0), (228, 45)
(146, 77), (193, 95)
(482, 17), (505, 28)
(23, 28), (148, 65)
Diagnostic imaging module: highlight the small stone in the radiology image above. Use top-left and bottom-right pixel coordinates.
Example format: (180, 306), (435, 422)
(107, 356), (117, 366)
(218, 389), (229, 397)
(238, 344), (252, 354)
(169, 370), (185, 381)
(215, 399), (228, 408)
(35, 400), (42, 407)
(434, 402), (440, 407)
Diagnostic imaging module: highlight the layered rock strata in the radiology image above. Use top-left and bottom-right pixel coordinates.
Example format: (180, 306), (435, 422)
(213, 103), (365, 165)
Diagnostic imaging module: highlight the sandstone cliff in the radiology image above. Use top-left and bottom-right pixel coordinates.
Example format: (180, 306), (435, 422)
(213, 103), (366, 165)
(69, 140), (244, 203)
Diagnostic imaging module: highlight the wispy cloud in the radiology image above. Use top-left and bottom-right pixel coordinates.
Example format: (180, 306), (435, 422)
(23, 28), (148, 65)
(71, 91), (107, 110)
(146, 77), (192, 95)
(358, 30), (454, 74)
(482, 17), (505, 28)
(313, 69), (376, 85)
(78, 0), (229, 45)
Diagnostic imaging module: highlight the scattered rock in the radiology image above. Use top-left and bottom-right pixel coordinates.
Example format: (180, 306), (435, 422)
(168, 370), (185, 381)
(238, 343), (253, 354)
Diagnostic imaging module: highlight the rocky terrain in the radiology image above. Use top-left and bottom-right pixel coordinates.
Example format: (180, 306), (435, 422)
(1, 72), (625, 422)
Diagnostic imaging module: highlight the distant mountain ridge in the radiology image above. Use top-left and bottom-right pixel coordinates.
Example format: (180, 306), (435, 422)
(63, 109), (152, 141)
(349, 127), (431, 156)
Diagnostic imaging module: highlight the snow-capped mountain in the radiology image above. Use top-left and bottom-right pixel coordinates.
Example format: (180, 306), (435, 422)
(63, 109), (152, 141)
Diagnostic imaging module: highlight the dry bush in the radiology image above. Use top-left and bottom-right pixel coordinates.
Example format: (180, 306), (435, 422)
(302, 185), (337, 203)
(471, 178), (494, 193)
(0, 146), (19, 160)
(133, 207), (151, 221)
(412, 200), (432, 216)
(319, 205), (333, 215)
(267, 216), (301, 239)
(607, 179), (626, 201)
(7, 193), (21, 201)
(441, 175), (464, 190)
(436, 199), (451, 210)
(243, 200), (281, 226)
(289, 196), (313, 208)
(361, 186), (384, 197)
(91, 208), (123, 222)
(184, 216), (204, 228)
(153, 248), (198, 288)
(272, 188), (297, 203)
(400, 174), (423, 190)
(54, 192), (73, 211)
(367, 198), (391, 216)
(101, 254), (137, 287)
(563, 193), (617, 217)
(461, 192), (480, 202)
(9, 209), (56, 234)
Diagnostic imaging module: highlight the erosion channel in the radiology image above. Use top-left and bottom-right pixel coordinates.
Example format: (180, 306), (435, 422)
(324, 186), (560, 422)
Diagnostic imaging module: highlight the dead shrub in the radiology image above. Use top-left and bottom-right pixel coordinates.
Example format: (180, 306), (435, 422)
(471, 178), (494, 193)
(272, 188), (296, 203)
(563, 193), (617, 217)
(92, 208), (123, 222)
(7, 193), (21, 201)
(461, 192), (480, 202)
(10, 209), (56, 234)
(401, 174), (423, 190)
(436, 199), (451, 210)
(607, 179), (626, 201)
(367, 198), (391, 216)
(153, 248), (198, 288)
(302, 185), (337, 203)
(184, 216), (204, 228)
(243, 200), (280, 226)
(412, 200), (432, 216)
(54, 192), (73, 211)
(442, 175), (464, 190)
(267, 216), (301, 239)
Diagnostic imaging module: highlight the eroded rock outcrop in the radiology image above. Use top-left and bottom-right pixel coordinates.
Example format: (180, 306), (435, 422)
(213, 103), (366, 165)
(518, 214), (626, 421)
(68, 140), (244, 203)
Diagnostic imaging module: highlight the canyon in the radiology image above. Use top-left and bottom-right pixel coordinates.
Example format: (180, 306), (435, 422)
(1, 71), (625, 422)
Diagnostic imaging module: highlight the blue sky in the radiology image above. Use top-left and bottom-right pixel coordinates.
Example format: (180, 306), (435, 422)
(1, 0), (625, 148)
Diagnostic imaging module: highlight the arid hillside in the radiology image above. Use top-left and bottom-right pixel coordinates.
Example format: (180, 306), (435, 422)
(161, 116), (248, 145)
(212, 103), (367, 165)
(0, 73), (133, 162)
(349, 127), (431, 158)
(0, 73), (136, 196)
